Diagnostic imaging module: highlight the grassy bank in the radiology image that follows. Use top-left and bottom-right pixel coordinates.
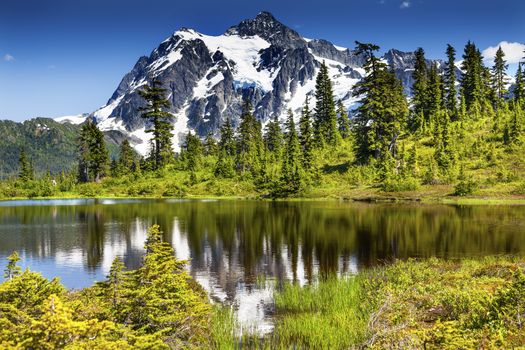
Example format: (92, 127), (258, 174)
(217, 257), (525, 349)
(3, 169), (525, 204)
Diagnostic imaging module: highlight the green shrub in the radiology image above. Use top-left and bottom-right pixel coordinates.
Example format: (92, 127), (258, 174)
(453, 178), (477, 196)
(381, 177), (420, 192)
(162, 182), (187, 197)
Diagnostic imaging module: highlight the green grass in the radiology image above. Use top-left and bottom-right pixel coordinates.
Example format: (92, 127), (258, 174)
(272, 276), (370, 349)
(210, 257), (525, 349)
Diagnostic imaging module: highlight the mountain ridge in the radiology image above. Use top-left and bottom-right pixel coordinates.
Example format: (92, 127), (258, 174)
(59, 12), (450, 155)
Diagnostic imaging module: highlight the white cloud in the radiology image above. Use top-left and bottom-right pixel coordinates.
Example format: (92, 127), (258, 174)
(400, 1), (411, 9)
(3, 54), (14, 62)
(482, 41), (525, 64)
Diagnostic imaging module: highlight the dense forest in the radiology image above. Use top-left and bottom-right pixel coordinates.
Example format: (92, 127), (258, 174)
(2, 41), (525, 200)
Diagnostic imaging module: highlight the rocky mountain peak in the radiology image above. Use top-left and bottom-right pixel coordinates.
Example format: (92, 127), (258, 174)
(226, 11), (305, 48)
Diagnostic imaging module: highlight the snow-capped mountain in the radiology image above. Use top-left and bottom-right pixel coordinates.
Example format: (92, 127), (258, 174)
(69, 12), (447, 155)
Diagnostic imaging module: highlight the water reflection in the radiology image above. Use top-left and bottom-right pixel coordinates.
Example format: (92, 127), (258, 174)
(1, 200), (525, 329)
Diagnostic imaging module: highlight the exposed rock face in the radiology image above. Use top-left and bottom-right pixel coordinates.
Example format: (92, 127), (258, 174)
(85, 11), (447, 155)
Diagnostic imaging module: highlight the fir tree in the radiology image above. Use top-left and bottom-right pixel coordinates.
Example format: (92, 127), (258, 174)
(407, 143), (418, 176)
(313, 61), (339, 146)
(77, 121), (109, 182)
(106, 257), (126, 309)
(138, 80), (174, 169)
(204, 133), (218, 156)
(514, 63), (525, 103)
(264, 115), (284, 161)
(236, 100), (263, 176)
(214, 118), (236, 178)
(4, 251), (21, 280)
(118, 139), (135, 175)
(182, 131), (203, 173)
(412, 48), (429, 125)
(336, 100), (351, 139)
(491, 46), (509, 106)
(352, 41), (409, 163)
(427, 62), (443, 121)
(460, 41), (484, 111)
(298, 98), (314, 172)
(444, 44), (458, 118)
(18, 149), (33, 182)
(280, 110), (302, 196)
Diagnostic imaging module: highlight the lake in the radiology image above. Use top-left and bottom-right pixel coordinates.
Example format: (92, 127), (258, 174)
(1, 199), (524, 331)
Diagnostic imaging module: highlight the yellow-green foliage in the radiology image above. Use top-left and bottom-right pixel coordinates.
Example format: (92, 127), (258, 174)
(0, 225), (212, 349)
(365, 258), (525, 349)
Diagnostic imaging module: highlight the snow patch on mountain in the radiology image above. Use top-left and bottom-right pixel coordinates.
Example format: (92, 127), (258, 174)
(54, 114), (87, 125)
(175, 29), (275, 92)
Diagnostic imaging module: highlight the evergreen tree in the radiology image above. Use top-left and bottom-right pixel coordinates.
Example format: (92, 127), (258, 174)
(118, 140), (135, 175)
(352, 41), (409, 163)
(460, 41), (484, 110)
(427, 62), (443, 121)
(280, 110), (302, 195)
(412, 48), (429, 125)
(138, 80), (174, 169)
(18, 149), (33, 182)
(204, 132), (218, 157)
(298, 98), (314, 172)
(444, 44), (458, 118)
(236, 100), (263, 176)
(77, 121), (109, 182)
(4, 251), (21, 280)
(515, 63), (525, 103)
(264, 115), (284, 161)
(313, 61), (339, 146)
(336, 100), (351, 139)
(182, 132), (203, 173)
(491, 46), (509, 106)
(407, 143), (419, 176)
(214, 118), (236, 178)
(106, 257), (126, 310)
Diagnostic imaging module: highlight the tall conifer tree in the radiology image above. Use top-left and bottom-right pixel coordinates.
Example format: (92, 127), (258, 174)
(139, 80), (174, 169)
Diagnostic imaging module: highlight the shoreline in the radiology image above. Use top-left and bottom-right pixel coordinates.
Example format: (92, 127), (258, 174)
(2, 193), (525, 205)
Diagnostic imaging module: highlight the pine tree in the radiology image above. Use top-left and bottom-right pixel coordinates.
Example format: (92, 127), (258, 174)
(182, 131), (203, 173)
(280, 109), (302, 195)
(236, 100), (263, 176)
(18, 149), (33, 182)
(352, 41), (409, 163)
(77, 121), (109, 182)
(336, 100), (351, 139)
(412, 48), (429, 125)
(214, 118), (236, 178)
(138, 80), (174, 169)
(204, 133), (218, 156)
(299, 98), (314, 172)
(313, 61), (339, 146)
(4, 251), (21, 280)
(491, 46), (509, 106)
(460, 41), (485, 111)
(444, 44), (458, 118)
(407, 143), (418, 176)
(107, 257), (126, 309)
(427, 62), (443, 122)
(514, 63), (525, 103)
(264, 115), (283, 161)
(118, 139), (135, 175)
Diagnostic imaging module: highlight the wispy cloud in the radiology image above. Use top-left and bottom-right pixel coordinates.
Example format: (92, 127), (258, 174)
(3, 54), (15, 62)
(482, 41), (525, 64)
(400, 1), (411, 9)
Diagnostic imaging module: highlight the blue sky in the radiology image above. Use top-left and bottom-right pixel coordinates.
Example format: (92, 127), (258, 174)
(1, 0), (524, 121)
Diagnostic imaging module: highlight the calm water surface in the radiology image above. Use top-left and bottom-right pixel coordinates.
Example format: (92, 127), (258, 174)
(1, 199), (524, 331)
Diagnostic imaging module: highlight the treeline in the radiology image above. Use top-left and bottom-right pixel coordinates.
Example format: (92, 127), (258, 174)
(7, 40), (525, 198)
